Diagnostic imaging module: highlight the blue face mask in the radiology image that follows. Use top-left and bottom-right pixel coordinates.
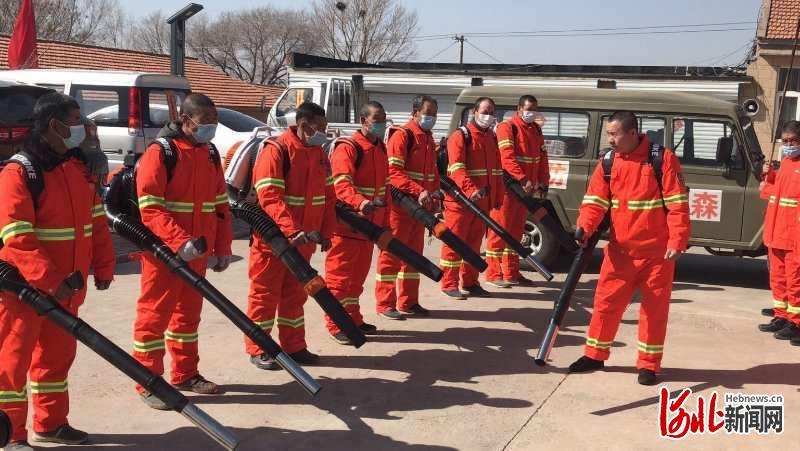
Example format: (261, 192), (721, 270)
(193, 123), (217, 143)
(782, 145), (800, 159)
(419, 115), (437, 131)
(369, 121), (387, 140)
(307, 131), (329, 147)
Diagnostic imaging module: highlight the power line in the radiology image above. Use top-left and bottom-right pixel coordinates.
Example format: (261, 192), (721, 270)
(424, 40), (458, 63)
(689, 40), (754, 66)
(465, 40), (504, 64)
(445, 27), (754, 40)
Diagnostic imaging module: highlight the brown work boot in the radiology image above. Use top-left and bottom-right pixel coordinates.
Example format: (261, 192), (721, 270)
(173, 375), (219, 394)
(32, 424), (88, 445)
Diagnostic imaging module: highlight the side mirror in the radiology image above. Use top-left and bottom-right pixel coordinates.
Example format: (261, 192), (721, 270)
(716, 137), (734, 165)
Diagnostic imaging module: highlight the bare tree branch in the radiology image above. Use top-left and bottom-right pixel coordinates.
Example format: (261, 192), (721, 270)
(0, 0), (128, 47)
(311, 0), (418, 63)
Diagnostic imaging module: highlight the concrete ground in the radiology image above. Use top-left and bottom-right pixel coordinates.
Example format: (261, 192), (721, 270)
(25, 237), (798, 450)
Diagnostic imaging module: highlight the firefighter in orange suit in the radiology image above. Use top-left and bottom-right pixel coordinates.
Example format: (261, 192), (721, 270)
(0, 93), (115, 448)
(133, 94), (233, 407)
(759, 120), (800, 344)
(568, 111), (690, 386)
(440, 97), (504, 299)
(375, 95), (441, 319)
(486, 95), (549, 288)
(246, 102), (336, 370)
(324, 101), (389, 344)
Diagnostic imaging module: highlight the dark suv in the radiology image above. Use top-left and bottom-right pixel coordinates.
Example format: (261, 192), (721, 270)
(0, 81), (53, 159)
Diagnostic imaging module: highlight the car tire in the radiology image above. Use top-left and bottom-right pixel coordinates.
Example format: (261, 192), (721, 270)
(521, 218), (561, 269)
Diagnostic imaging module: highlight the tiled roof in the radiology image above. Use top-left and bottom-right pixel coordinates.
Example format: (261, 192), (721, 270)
(0, 36), (283, 108)
(767, 0), (800, 39)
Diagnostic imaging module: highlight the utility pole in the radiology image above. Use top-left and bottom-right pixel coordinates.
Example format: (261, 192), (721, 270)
(454, 35), (465, 65)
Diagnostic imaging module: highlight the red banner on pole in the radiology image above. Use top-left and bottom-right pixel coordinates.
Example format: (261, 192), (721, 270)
(7, 0), (38, 69)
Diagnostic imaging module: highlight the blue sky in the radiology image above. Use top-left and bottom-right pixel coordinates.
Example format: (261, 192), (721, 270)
(131, 0), (762, 66)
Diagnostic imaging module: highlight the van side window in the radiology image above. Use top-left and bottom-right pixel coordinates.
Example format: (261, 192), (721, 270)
(72, 86), (127, 127)
(539, 111), (590, 158)
(275, 88), (314, 127)
(461, 108), (590, 158)
(326, 80), (352, 124)
(144, 89), (187, 128)
(600, 115), (666, 153)
(673, 118), (742, 167)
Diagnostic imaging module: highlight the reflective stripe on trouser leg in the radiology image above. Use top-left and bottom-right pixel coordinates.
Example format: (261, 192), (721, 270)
(585, 247), (638, 361)
(461, 215), (486, 288)
(769, 248), (789, 319)
(246, 245), (286, 356)
(133, 254), (183, 392)
(163, 258), (205, 386)
(324, 236), (370, 334)
(501, 194), (526, 281)
(29, 299), (79, 434)
(397, 220), (425, 311)
(441, 205), (483, 291)
(276, 243), (314, 354)
(635, 257), (675, 373)
(785, 250), (800, 326)
(0, 292), (44, 441)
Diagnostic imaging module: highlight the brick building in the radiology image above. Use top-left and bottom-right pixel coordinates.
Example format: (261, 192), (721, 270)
(0, 36), (282, 119)
(747, 0), (800, 155)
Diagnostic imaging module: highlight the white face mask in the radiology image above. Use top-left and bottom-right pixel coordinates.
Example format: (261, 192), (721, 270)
(521, 111), (536, 124)
(474, 113), (496, 129)
(63, 124), (86, 149)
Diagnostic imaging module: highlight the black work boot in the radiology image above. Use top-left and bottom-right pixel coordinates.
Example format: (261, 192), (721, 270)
(174, 375), (219, 394)
(358, 323), (378, 334)
(289, 348), (320, 365)
(637, 369), (659, 386)
(378, 309), (406, 320)
(568, 356), (604, 373)
(761, 308), (775, 317)
(250, 353), (280, 371)
(32, 424), (89, 445)
(774, 323), (800, 340)
(329, 332), (353, 346)
(399, 304), (430, 317)
(461, 284), (492, 298)
(441, 290), (467, 300)
(140, 390), (170, 410)
(759, 317), (788, 332)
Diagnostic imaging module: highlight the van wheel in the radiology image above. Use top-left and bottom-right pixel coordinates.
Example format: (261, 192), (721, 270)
(521, 219), (560, 269)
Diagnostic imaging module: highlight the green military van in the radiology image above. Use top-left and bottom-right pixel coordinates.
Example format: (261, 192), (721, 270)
(449, 86), (767, 265)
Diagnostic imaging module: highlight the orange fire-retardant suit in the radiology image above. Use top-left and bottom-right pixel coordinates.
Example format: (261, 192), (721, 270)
(245, 126), (336, 355)
(324, 131), (388, 333)
(133, 136), (232, 390)
(440, 122), (504, 291)
(761, 155), (800, 325)
(486, 114), (549, 282)
(0, 152), (115, 442)
(577, 136), (690, 372)
(375, 120), (439, 312)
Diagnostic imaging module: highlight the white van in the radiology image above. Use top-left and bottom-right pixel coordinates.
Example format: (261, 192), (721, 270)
(0, 69), (190, 169)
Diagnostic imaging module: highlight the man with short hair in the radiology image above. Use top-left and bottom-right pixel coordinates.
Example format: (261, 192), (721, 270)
(324, 101), (388, 344)
(440, 97), (504, 299)
(246, 102), (336, 369)
(568, 111), (689, 385)
(133, 93), (232, 406)
(0, 92), (115, 449)
(375, 95), (441, 318)
(487, 95), (549, 288)
(759, 120), (800, 344)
